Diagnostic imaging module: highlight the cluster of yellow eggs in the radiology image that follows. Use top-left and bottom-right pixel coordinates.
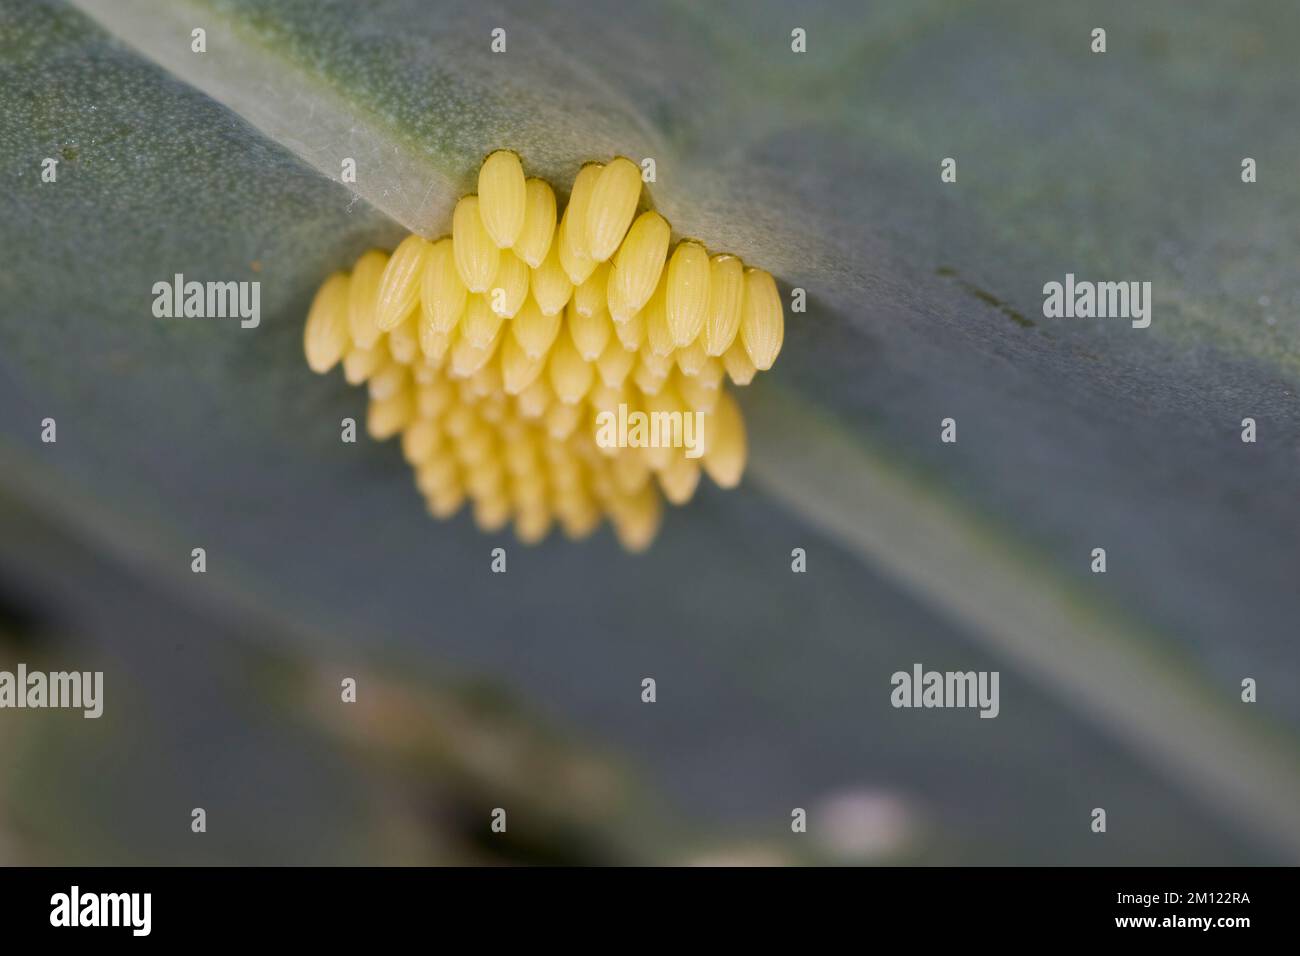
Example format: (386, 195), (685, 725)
(303, 151), (784, 550)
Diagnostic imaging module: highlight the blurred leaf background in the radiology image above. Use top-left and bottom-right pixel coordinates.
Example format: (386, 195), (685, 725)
(1, 0), (1298, 863)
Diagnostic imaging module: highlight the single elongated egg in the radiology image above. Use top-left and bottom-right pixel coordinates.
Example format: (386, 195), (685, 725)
(453, 195), (500, 293)
(586, 157), (642, 262)
(375, 233), (432, 331)
(608, 211), (670, 320)
(303, 272), (351, 373)
(477, 150), (527, 248)
(348, 250), (389, 348)
(740, 267), (783, 370)
(422, 238), (467, 334)
(513, 177), (557, 268)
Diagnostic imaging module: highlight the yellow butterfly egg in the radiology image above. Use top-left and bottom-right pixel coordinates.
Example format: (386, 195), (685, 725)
(426, 479), (466, 519)
(588, 381), (626, 416)
(567, 300), (612, 361)
(452, 195), (500, 293)
(605, 262), (633, 322)
(422, 237), (468, 334)
(463, 445), (503, 483)
(343, 342), (385, 385)
(500, 331), (547, 395)
(487, 250), (530, 318)
(638, 344), (674, 378)
(515, 505), (553, 545)
(586, 156), (642, 263)
(558, 497), (601, 540)
(417, 453), (458, 497)
(416, 377), (454, 418)
(571, 434), (605, 467)
(513, 177), (557, 268)
(548, 333), (595, 405)
(477, 150), (527, 249)
(587, 460), (616, 496)
(642, 277), (675, 358)
(375, 233), (432, 331)
(632, 358), (668, 397)
(573, 260), (609, 318)
(674, 334), (709, 377)
(476, 392), (507, 422)
(610, 483), (662, 553)
(511, 296), (563, 359)
(556, 210), (598, 286)
(665, 240), (709, 347)
(517, 374), (554, 419)
(740, 267), (784, 371)
(677, 370), (722, 413)
(367, 388), (415, 441)
(609, 211), (670, 321)
(387, 312), (420, 365)
(462, 293), (504, 350)
(516, 501), (554, 540)
(469, 357), (503, 399)
(658, 454), (701, 506)
(509, 451), (546, 489)
(496, 414), (528, 443)
(348, 249), (389, 348)
(401, 418), (441, 466)
(516, 474), (560, 507)
(504, 438), (542, 478)
(303, 271), (351, 373)
(639, 383), (684, 471)
(455, 375), (479, 405)
(613, 304), (646, 352)
(612, 447), (651, 494)
(449, 326), (500, 378)
(466, 446), (505, 488)
(367, 355), (409, 401)
(442, 402), (475, 439)
(560, 162), (603, 264)
(530, 238), (574, 316)
(701, 388), (746, 488)
(545, 470), (580, 512)
(596, 337), (637, 387)
(419, 324), (453, 365)
(702, 254), (744, 356)
(722, 338), (757, 386)
(473, 493), (512, 533)
(545, 399), (584, 439)
(695, 356), (725, 391)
